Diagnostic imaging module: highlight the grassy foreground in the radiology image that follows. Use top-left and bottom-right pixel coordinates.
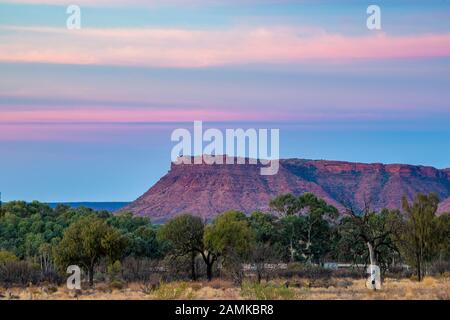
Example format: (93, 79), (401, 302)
(1, 276), (449, 300)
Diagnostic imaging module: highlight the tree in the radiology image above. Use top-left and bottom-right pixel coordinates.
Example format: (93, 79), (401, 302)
(279, 215), (305, 262)
(250, 242), (281, 283)
(249, 211), (280, 244)
(109, 212), (161, 259)
(54, 216), (127, 286)
(297, 193), (338, 263)
(270, 193), (338, 263)
(204, 211), (254, 281)
(436, 213), (450, 261)
(341, 205), (401, 273)
(248, 212), (283, 282)
(269, 193), (300, 216)
(398, 193), (440, 281)
(158, 214), (205, 280)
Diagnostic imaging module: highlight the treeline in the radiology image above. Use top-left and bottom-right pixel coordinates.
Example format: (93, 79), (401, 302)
(0, 193), (449, 286)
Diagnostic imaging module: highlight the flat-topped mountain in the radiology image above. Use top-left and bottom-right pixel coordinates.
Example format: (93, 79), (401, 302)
(121, 157), (450, 223)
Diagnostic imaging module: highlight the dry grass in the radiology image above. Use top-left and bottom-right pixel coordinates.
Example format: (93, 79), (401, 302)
(1, 276), (448, 300)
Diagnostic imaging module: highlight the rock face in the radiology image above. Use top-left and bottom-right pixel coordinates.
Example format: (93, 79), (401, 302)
(438, 197), (450, 214)
(122, 157), (450, 223)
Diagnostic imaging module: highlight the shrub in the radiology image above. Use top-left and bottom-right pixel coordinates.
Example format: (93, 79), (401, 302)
(153, 282), (193, 300)
(240, 281), (296, 300)
(207, 278), (235, 290)
(0, 261), (40, 286)
(40, 270), (64, 285)
(107, 260), (122, 281)
(121, 257), (164, 282)
(277, 263), (332, 280)
(94, 272), (107, 282)
(140, 277), (161, 295)
(429, 260), (450, 276)
(160, 255), (192, 281)
(109, 279), (126, 290)
(332, 268), (366, 279)
(0, 251), (18, 265)
(384, 265), (413, 279)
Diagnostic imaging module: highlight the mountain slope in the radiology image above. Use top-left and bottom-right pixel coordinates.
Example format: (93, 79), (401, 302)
(438, 197), (450, 214)
(283, 159), (450, 213)
(122, 157), (450, 222)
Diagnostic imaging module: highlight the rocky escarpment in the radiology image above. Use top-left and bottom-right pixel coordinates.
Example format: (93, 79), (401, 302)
(121, 157), (450, 223)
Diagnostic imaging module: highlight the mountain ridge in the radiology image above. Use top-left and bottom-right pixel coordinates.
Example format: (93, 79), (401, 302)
(121, 157), (450, 223)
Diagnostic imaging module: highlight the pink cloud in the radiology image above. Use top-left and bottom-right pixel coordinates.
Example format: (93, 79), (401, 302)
(1, 26), (450, 67)
(0, 107), (290, 123)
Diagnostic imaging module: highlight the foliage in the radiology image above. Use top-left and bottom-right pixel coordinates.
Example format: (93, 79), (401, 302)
(269, 193), (338, 263)
(204, 211), (254, 259)
(338, 208), (401, 271)
(153, 281), (193, 300)
(53, 216), (127, 286)
(436, 213), (450, 260)
(0, 250), (18, 264)
(249, 211), (280, 244)
(108, 212), (162, 259)
(0, 261), (40, 286)
(0, 202), (163, 285)
(1, 192), (449, 287)
(269, 193), (300, 216)
(240, 281), (297, 300)
(396, 193), (444, 280)
(158, 214), (204, 280)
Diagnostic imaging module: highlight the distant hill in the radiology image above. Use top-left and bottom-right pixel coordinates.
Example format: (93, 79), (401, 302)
(121, 156), (450, 223)
(47, 202), (129, 212)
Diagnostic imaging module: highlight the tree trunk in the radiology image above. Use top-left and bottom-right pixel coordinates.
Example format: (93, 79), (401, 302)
(307, 225), (312, 263)
(367, 242), (380, 290)
(289, 239), (294, 262)
(88, 266), (94, 287)
(191, 251), (197, 281)
(255, 263), (263, 284)
(206, 263), (213, 281)
(200, 251), (215, 281)
(367, 242), (377, 265)
(416, 253), (422, 281)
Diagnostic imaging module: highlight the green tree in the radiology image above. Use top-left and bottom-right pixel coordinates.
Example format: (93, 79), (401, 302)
(248, 212), (283, 282)
(204, 211), (254, 280)
(249, 211), (279, 244)
(436, 213), (450, 260)
(108, 212), (161, 258)
(270, 193), (338, 263)
(54, 216), (127, 286)
(269, 193), (300, 216)
(297, 193), (338, 263)
(158, 214), (205, 280)
(279, 215), (304, 262)
(399, 193), (441, 281)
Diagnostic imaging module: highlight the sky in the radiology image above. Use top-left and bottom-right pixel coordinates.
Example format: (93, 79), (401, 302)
(1, 0), (450, 202)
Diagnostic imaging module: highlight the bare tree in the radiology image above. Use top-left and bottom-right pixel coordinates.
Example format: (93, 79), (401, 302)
(341, 198), (401, 276)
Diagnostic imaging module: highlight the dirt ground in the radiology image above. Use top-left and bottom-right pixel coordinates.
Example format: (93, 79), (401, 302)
(1, 277), (449, 300)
